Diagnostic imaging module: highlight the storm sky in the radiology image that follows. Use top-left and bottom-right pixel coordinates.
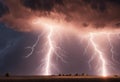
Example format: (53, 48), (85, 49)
(0, 0), (120, 75)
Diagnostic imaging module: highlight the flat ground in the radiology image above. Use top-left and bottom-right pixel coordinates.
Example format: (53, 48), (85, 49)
(0, 76), (120, 82)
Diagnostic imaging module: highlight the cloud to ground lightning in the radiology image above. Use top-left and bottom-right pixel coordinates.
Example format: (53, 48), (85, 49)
(25, 17), (68, 75)
(44, 27), (54, 75)
(89, 33), (107, 76)
(82, 32), (120, 76)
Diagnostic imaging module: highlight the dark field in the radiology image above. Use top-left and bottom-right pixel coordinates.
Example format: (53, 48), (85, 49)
(0, 76), (120, 82)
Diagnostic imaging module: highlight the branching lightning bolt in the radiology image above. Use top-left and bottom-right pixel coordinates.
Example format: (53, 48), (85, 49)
(25, 27), (57, 75)
(44, 27), (54, 75)
(42, 25), (66, 75)
(26, 18), (66, 75)
(82, 32), (120, 76)
(25, 35), (41, 58)
(89, 33), (107, 77)
(107, 34), (119, 64)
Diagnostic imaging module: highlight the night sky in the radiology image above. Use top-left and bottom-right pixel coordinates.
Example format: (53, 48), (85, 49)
(0, 0), (120, 76)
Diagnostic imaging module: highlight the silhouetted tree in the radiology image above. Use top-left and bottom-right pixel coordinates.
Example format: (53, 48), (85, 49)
(5, 73), (10, 77)
(59, 74), (61, 76)
(66, 74), (70, 76)
(69, 74), (72, 76)
(81, 73), (86, 76)
(75, 73), (78, 76)
(114, 75), (118, 77)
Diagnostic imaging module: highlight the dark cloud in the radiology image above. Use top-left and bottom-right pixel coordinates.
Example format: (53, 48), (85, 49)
(1, 0), (120, 32)
(21, 0), (64, 12)
(108, 0), (120, 4)
(0, 1), (9, 17)
(116, 23), (120, 27)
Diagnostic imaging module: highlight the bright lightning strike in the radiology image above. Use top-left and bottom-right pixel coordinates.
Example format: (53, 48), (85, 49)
(44, 27), (54, 75)
(29, 17), (66, 75)
(25, 26), (55, 75)
(25, 25), (56, 75)
(89, 33), (107, 77)
(25, 35), (41, 58)
(83, 32), (120, 76)
(107, 34), (119, 64)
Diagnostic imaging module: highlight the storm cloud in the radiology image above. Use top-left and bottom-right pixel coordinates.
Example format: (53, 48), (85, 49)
(1, 0), (120, 32)
(0, 1), (9, 17)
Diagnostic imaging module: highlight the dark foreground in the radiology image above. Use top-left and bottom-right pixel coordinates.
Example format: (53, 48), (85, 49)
(0, 76), (120, 82)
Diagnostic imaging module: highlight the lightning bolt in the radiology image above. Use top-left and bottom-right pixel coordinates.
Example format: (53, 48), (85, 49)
(107, 34), (119, 64)
(30, 18), (66, 75)
(89, 33), (107, 77)
(43, 27), (54, 75)
(25, 35), (41, 58)
(25, 27), (58, 75)
(42, 25), (66, 75)
(82, 32), (120, 76)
